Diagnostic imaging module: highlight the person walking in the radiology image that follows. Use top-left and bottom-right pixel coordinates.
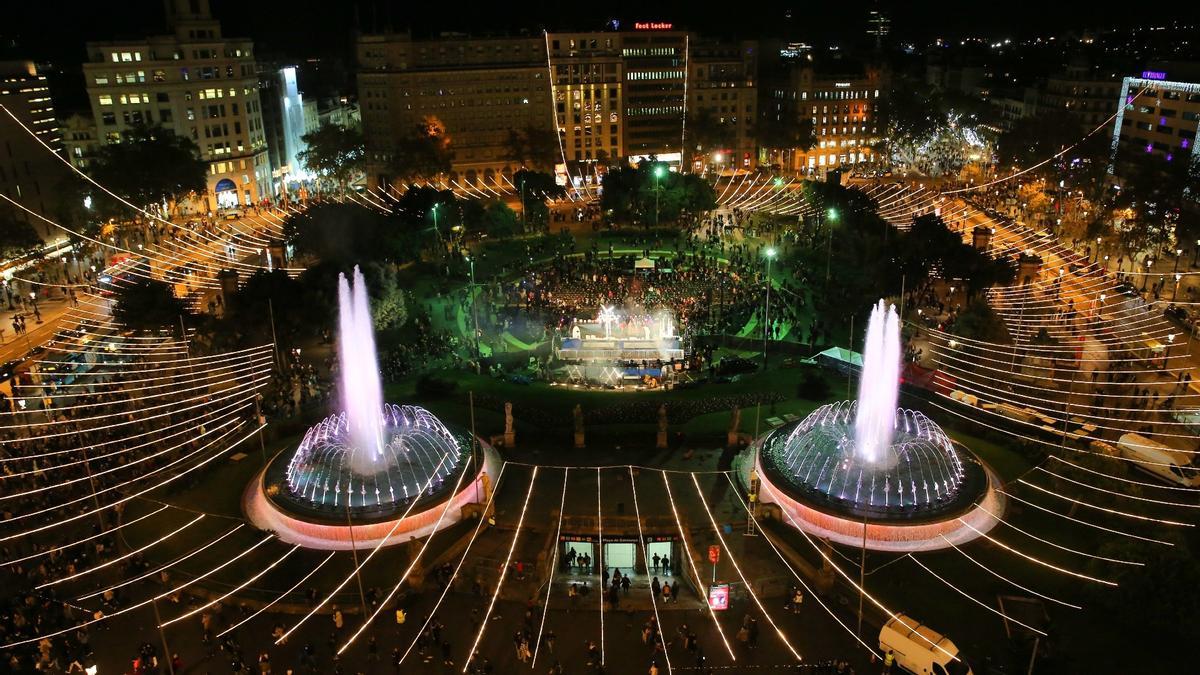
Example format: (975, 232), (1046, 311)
(651, 576), (661, 598)
(661, 581), (672, 603)
(662, 555), (671, 576)
(621, 574), (631, 596)
(652, 552), (661, 574)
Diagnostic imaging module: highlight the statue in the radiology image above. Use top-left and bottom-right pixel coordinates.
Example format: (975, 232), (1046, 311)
(727, 405), (742, 448)
(503, 402), (515, 448)
(571, 324), (581, 340)
(573, 404), (585, 448)
(656, 404), (669, 449)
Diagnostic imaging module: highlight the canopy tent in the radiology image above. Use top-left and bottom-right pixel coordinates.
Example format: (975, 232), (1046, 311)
(814, 346), (863, 374)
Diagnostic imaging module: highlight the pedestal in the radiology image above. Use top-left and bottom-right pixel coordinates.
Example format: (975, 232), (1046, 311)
(726, 431), (740, 447)
(503, 431), (516, 448)
(574, 432), (585, 449)
(656, 431), (668, 449)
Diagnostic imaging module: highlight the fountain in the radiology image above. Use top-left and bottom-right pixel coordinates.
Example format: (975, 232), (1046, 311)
(244, 268), (493, 550)
(338, 267), (386, 474)
(754, 299), (1001, 551)
(853, 300), (901, 464)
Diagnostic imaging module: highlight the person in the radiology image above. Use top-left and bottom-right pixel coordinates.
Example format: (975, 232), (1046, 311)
(651, 576), (661, 598)
(649, 660), (660, 675)
(661, 581), (672, 603)
(621, 573), (630, 595)
(568, 582), (578, 607)
(652, 552), (661, 573)
(883, 649), (895, 673)
(662, 555), (671, 575)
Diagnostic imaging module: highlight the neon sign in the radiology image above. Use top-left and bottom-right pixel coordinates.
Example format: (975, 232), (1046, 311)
(1141, 71), (1167, 80)
(634, 22), (673, 30)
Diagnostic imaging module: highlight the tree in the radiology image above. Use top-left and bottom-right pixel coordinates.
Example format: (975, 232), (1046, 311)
(285, 203), (421, 266)
(463, 200), (519, 239)
(997, 111), (1082, 170)
(685, 109), (737, 169)
(387, 117), (453, 184)
(756, 115), (816, 169)
(513, 169), (566, 231)
(946, 299), (1009, 343)
(0, 207), (44, 259)
(359, 261), (408, 330)
(598, 162), (716, 225)
(298, 123), (365, 195)
(504, 125), (560, 171)
(90, 124), (206, 212)
(112, 278), (189, 333)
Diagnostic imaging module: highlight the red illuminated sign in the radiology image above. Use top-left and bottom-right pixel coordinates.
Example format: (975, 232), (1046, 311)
(708, 545), (720, 564)
(708, 584), (729, 610)
(634, 22), (674, 30)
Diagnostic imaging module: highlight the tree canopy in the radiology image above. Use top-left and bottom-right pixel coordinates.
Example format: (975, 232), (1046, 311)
(599, 162), (716, 224)
(0, 207), (44, 259)
(387, 116), (453, 184)
(112, 278), (190, 333)
(284, 203), (421, 266)
(298, 123), (365, 194)
(504, 125), (560, 171)
(513, 169), (566, 231)
(90, 124), (206, 211)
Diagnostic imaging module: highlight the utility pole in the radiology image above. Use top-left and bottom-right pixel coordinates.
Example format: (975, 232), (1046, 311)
(151, 597), (176, 675)
(469, 256), (481, 374)
(857, 513), (868, 638)
(763, 248), (777, 368)
(343, 494), (370, 619)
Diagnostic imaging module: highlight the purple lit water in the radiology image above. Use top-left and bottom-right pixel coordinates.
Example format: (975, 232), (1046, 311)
(338, 266), (385, 474)
(854, 300), (901, 463)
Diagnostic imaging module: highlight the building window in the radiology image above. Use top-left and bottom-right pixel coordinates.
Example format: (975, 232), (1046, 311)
(94, 75), (109, 85)
(120, 52), (133, 62)
(98, 95), (113, 106)
(153, 70), (166, 82)
(101, 112), (116, 125)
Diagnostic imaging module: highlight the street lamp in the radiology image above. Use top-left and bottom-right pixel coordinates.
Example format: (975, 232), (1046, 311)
(1174, 272), (1182, 301)
(1142, 257), (1153, 292)
(1193, 239), (1200, 268)
(1174, 248), (1183, 273)
(467, 255), (481, 374)
(653, 165), (666, 227)
(824, 208), (839, 282)
(1093, 236), (1102, 263)
(763, 247), (777, 368)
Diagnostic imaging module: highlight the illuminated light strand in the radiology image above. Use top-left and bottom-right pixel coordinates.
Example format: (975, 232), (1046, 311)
(3, 414), (238, 489)
(78, 523), (247, 601)
(2, 392), (255, 469)
(1, 505), (169, 567)
(0, 103), (304, 276)
(0, 356), (269, 421)
(335, 451), (479, 655)
(722, 472), (880, 659)
(3, 342), (272, 380)
(0, 421), (257, 543)
(628, 467), (673, 675)
(907, 555), (1047, 635)
(1048, 455), (1200, 493)
(276, 448), (458, 646)
(0, 420), (249, 528)
(597, 467), (605, 666)
(956, 518), (1118, 586)
(398, 462), (510, 665)
(1034, 466), (1200, 509)
(973, 501), (1142, 566)
(663, 471), (736, 661)
(16, 347), (273, 390)
(161, 544), (301, 627)
(1017, 479), (1193, 527)
(0, 533), (273, 649)
(0, 372), (269, 442)
(461, 466), (539, 674)
(0, 360), (261, 405)
(689, 472), (802, 662)
(937, 535), (1082, 609)
(36, 514), (205, 588)
(531, 467), (569, 669)
(998, 489), (1171, 545)
(761, 479), (961, 662)
(217, 551), (336, 638)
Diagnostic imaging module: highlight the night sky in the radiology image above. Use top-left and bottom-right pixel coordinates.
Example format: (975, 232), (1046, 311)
(2, 0), (1196, 112)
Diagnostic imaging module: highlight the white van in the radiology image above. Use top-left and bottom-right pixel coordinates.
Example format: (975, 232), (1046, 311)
(879, 614), (972, 675)
(1116, 433), (1200, 488)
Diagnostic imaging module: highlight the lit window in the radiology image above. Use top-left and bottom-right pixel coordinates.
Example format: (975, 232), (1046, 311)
(98, 95), (113, 106)
(94, 75), (109, 85)
(121, 52), (132, 62)
(111, 53), (119, 63)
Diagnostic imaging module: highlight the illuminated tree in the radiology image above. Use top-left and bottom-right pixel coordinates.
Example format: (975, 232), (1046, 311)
(298, 123), (366, 195)
(90, 123), (206, 213)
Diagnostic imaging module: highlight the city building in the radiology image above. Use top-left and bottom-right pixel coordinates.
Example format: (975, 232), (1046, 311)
(357, 32), (553, 189)
(760, 59), (886, 176)
(81, 0), (271, 211)
(0, 59), (63, 233)
(258, 64), (310, 195)
(546, 32), (626, 172)
(1109, 67), (1200, 172)
(610, 28), (689, 163)
(989, 86), (1041, 132)
(686, 39), (758, 173)
(1040, 61), (1124, 131)
(61, 113), (101, 171)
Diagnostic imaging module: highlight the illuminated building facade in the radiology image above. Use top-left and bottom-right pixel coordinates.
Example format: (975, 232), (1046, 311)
(762, 62), (886, 176)
(1110, 71), (1200, 173)
(81, 0), (271, 211)
(358, 33), (553, 189)
(687, 39), (758, 173)
(0, 60), (63, 232)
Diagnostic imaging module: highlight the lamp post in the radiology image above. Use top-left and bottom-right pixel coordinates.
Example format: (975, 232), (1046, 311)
(763, 247), (777, 368)
(824, 208), (839, 283)
(653, 165), (666, 228)
(468, 255), (481, 374)
(1174, 273), (1182, 301)
(431, 203), (443, 257)
(1093, 236), (1101, 263)
(1142, 258), (1153, 292)
(1193, 239), (1200, 268)
(1174, 248), (1183, 273)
